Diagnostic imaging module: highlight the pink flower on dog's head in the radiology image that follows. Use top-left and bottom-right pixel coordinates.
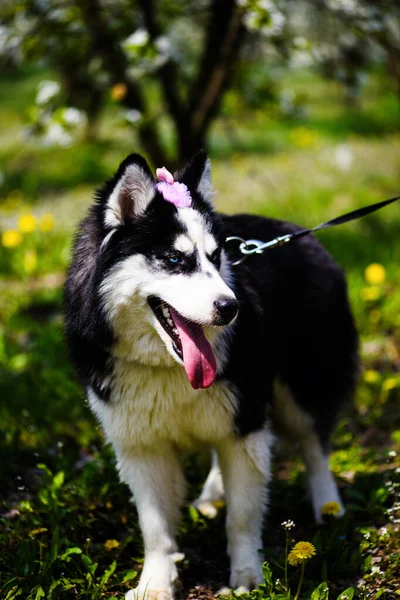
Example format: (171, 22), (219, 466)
(155, 166), (192, 208)
(156, 167), (174, 185)
(156, 181), (192, 207)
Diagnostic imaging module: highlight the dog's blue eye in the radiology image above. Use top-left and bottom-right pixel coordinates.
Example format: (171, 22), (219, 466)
(169, 257), (179, 264)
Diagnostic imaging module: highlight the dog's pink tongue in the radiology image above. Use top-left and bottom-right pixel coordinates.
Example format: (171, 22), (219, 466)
(170, 309), (217, 389)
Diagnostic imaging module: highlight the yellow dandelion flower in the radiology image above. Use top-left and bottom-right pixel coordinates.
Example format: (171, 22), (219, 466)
(288, 541), (316, 566)
(2, 230), (23, 248)
(104, 539), (119, 550)
(110, 83), (127, 101)
(39, 213), (55, 232)
(360, 286), (381, 302)
(23, 249), (37, 274)
(290, 127), (317, 149)
(365, 263), (386, 286)
(18, 214), (36, 233)
(321, 501), (341, 516)
(382, 376), (400, 392)
(363, 370), (381, 384)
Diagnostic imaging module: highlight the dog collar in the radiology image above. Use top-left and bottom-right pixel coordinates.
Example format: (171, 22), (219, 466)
(156, 166), (192, 208)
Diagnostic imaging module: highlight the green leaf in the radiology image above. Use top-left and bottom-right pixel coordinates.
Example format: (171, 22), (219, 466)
(60, 546), (83, 561)
(311, 582), (330, 600)
(188, 505), (200, 523)
(3, 578), (19, 591)
(49, 527), (59, 563)
(37, 463), (52, 477)
(81, 553), (98, 576)
(18, 500), (33, 512)
(49, 579), (62, 599)
(337, 588), (355, 600)
(60, 576), (80, 590)
(37, 488), (49, 506)
(5, 586), (23, 600)
(260, 561), (273, 594)
(53, 471), (65, 489)
(121, 570), (138, 583)
(99, 560), (117, 587)
(373, 487), (388, 503)
(363, 555), (372, 571)
(34, 587), (45, 600)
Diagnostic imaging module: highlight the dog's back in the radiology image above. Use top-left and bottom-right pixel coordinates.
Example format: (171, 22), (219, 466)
(218, 212), (359, 440)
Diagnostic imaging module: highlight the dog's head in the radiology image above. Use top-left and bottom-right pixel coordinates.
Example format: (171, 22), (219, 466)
(96, 152), (238, 389)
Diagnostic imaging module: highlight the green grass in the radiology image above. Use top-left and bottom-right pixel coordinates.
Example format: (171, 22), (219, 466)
(1, 66), (400, 599)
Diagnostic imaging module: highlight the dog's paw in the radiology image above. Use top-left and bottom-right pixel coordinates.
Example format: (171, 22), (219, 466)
(125, 587), (175, 600)
(192, 500), (218, 519)
(229, 565), (263, 591)
(127, 562), (181, 600)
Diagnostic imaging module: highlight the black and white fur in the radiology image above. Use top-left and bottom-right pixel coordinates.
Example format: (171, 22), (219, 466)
(64, 152), (359, 600)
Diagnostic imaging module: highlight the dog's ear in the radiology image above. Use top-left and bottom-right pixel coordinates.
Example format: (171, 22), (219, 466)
(177, 150), (214, 204)
(103, 154), (155, 227)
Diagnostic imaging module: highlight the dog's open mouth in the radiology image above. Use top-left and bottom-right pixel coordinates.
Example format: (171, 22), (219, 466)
(148, 296), (217, 390)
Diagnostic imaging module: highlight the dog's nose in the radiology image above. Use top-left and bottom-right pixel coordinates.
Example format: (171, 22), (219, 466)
(213, 297), (239, 325)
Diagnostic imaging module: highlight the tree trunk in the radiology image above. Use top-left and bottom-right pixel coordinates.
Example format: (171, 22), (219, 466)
(79, 0), (168, 166)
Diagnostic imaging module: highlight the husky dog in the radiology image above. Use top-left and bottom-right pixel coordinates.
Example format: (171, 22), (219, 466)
(64, 152), (359, 600)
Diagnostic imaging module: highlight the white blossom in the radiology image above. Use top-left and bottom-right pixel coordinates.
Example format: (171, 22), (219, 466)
(281, 519), (295, 530)
(36, 81), (60, 106)
(123, 109), (142, 124)
(335, 144), (353, 171)
(125, 28), (149, 48)
(62, 108), (87, 127)
(291, 50), (314, 69)
(43, 123), (72, 147)
(155, 35), (172, 58)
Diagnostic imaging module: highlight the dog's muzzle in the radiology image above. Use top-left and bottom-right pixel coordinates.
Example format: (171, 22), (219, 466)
(213, 297), (239, 326)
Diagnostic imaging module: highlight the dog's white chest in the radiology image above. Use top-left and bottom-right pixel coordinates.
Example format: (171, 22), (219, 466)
(88, 360), (238, 452)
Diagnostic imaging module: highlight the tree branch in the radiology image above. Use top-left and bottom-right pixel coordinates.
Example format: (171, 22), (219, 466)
(78, 0), (167, 165)
(137, 0), (189, 142)
(188, 0), (244, 138)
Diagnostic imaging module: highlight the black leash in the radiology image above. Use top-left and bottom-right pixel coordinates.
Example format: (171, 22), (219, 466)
(225, 194), (400, 266)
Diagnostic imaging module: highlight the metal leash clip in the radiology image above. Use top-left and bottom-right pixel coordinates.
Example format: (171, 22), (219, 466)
(225, 235), (293, 265)
(225, 194), (400, 267)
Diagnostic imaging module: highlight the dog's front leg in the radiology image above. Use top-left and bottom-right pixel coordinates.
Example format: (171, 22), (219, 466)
(117, 446), (185, 600)
(218, 429), (273, 591)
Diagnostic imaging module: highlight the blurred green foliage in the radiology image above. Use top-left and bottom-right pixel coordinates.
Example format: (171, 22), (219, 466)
(1, 0), (400, 165)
